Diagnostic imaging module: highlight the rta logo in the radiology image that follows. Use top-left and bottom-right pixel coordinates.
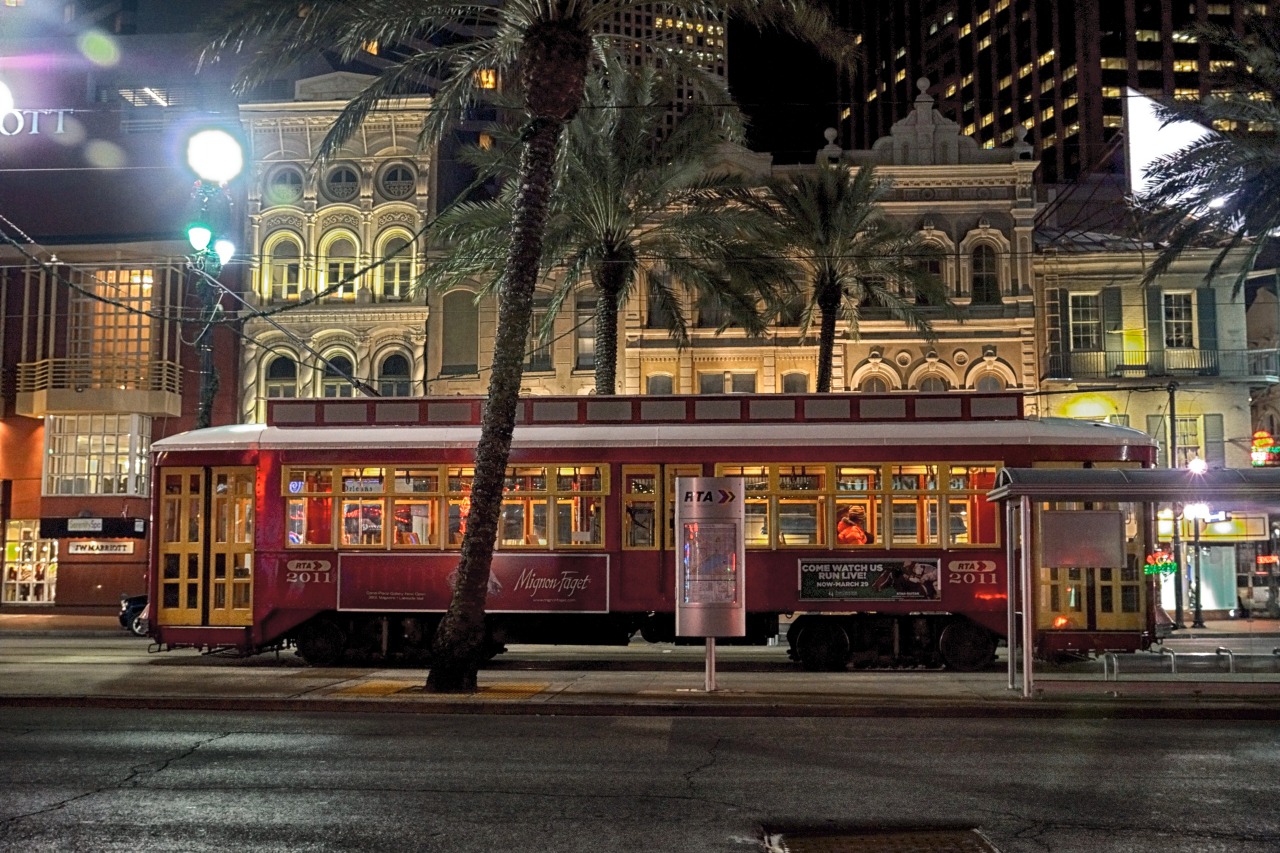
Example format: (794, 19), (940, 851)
(683, 489), (736, 504)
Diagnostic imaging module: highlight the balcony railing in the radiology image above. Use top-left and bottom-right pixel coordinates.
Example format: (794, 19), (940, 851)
(1044, 349), (1280, 382)
(16, 357), (183, 395)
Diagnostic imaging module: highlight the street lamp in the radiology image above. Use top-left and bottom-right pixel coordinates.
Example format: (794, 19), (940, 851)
(183, 127), (243, 429)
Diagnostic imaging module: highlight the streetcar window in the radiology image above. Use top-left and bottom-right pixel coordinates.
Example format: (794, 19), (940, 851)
(501, 466), (549, 547)
(446, 466), (474, 546)
(552, 465), (607, 548)
(285, 467), (334, 547)
(622, 468), (659, 549)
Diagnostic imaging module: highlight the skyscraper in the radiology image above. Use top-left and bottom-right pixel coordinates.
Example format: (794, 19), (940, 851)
(837, 0), (1276, 184)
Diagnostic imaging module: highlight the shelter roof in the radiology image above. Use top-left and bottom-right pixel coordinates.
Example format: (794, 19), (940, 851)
(989, 467), (1280, 510)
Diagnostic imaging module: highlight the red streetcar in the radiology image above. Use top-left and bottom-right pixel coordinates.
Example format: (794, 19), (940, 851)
(147, 393), (1157, 670)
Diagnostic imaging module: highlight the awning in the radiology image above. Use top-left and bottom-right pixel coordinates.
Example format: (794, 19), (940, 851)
(988, 467), (1280, 511)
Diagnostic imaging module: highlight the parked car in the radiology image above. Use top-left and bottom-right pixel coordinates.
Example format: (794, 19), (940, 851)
(118, 593), (148, 637)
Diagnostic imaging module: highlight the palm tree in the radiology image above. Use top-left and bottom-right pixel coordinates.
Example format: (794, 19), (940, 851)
(425, 61), (792, 394)
(206, 0), (854, 692)
(742, 162), (951, 392)
(1138, 14), (1280, 295)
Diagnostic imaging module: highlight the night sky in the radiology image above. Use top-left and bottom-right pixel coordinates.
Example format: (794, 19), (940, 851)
(727, 23), (839, 164)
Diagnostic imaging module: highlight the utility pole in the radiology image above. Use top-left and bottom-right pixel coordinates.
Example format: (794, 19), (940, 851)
(1169, 381), (1185, 629)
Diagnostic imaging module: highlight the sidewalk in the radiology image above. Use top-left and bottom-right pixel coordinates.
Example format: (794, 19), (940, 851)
(1, 611), (1277, 719)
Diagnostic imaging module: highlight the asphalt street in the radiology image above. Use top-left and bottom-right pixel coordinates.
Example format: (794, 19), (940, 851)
(2, 707), (1277, 853)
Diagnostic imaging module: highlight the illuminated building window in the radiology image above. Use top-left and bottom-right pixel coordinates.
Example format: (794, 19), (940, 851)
(321, 235), (358, 300)
(1173, 59), (1199, 72)
(475, 68), (498, 90)
(1070, 293), (1102, 351)
(945, 84), (957, 97)
(1104, 115), (1124, 128)
(74, 268), (154, 364)
(1163, 292), (1195, 349)
(1210, 60), (1236, 72)
(1101, 86), (1122, 98)
(267, 237), (302, 302)
(1100, 57), (1128, 70)
(1039, 49), (1055, 66)
(575, 291), (596, 370)
(1135, 30), (1160, 42)
(895, 69), (906, 82)
(999, 75), (1012, 91)
(44, 414), (151, 497)
(977, 35), (992, 51)
(1019, 63), (1033, 77)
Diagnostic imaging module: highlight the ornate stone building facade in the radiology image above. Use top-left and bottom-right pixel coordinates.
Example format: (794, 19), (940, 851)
(238, 73), (432, 422)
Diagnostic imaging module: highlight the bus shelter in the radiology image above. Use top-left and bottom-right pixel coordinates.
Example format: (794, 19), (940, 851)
(988, 467), (1280, 698)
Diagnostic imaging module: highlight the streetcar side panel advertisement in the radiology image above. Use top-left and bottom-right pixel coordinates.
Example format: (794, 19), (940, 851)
(799, 558), (941, 601)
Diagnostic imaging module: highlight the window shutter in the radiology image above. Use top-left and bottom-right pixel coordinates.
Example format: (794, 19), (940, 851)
(1196, 287), (1218, 375)
(1146, 414), (1168, 467)
(1203, 413), (1225, 468)
(1145, 287), (1164, 357)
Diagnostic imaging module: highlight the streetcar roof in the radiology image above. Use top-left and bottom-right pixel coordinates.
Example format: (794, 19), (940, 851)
(152, 417), (1154, 453)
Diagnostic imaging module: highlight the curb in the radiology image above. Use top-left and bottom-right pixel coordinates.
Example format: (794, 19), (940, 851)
(3, 693), (1279, 720)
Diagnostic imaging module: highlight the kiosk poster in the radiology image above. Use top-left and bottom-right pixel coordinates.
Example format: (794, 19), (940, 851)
(799, 558), (941, 601)
(681, 522), (739, 605)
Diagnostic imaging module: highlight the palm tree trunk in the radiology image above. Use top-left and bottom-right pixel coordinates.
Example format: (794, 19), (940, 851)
(426, 18), (589, 693)
(815, 280), (840, 393)
(592, 265), (626, 395)
(426, 117), (565, 693)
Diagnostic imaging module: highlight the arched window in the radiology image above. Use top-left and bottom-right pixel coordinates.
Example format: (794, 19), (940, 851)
(264, 355), (297, 398)
(782, 372), (809, 393)
(380, 235), (414, 302)
(379, 164), (415, 200)
(975, 373), (1006, 392)
(378, 353), (412, 396)
(918, 376), (950, 392)
(860, 376), (889, 393)
(322, 354), (356, 397)
(267, 238), (302, 302)
(646, 374), (674, 395)
(441, 291), (479, 375)
(323, 236), (358, 301)
(971, 245), (1000, 305)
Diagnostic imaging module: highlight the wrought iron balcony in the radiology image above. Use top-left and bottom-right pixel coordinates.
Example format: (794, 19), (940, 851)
(1043, 349), (1280, 383)
(15, 357), (183, 416)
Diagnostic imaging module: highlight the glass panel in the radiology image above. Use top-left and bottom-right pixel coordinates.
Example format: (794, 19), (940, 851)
(777, 465), (825, 492)
(395, 468), (440, 494)
(505, 466), (547, 492)
(836, 466), (880, 492)
(341, 468), (385, 493)
(556, 465), (602, 492)
(836, 502), (872, 545)
(341, 498), (384, 546)
(778, 498), (825, 546)
(392, 499), (436, 546)
(287, 468), (333, 494)
(288, 497), (333, 546)
(555, 496), (601, 546)
(721, 465), (768, 493)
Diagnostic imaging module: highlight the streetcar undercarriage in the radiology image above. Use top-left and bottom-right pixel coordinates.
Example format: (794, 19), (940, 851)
(282, 610), (999, 671)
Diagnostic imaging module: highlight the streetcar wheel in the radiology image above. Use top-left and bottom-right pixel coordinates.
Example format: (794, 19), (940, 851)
(796, 622), (850, 672)
(294, 618), (347, 666)
(938, 620), (996, 672)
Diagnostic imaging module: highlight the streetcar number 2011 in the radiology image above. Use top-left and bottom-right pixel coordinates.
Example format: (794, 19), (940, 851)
(285, 559), (333, 584)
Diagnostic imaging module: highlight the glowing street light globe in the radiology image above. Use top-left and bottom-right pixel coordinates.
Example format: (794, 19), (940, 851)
(185, 128), (243, 184)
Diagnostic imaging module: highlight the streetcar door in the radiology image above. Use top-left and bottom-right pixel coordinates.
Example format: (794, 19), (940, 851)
(619, 464), (700, 601)
(208, 468), (255, 626)
(156, 466), (255, 628)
